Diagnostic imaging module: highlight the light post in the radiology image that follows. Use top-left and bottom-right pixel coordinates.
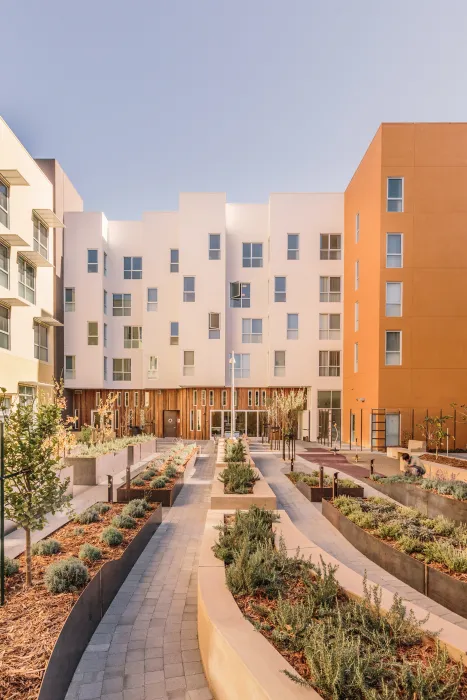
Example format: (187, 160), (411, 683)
(229, 352), (236, 437)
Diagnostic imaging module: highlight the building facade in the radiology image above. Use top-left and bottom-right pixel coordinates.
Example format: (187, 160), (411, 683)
(63, 193), (344, 439)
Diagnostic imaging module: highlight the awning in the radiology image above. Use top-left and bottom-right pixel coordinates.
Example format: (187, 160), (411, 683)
(0, 230), (29, 246)
(20, 249), (53, 267)
(0, 295), (30, 307)
(33, 315), (63, 327)
(33, 209), (64, 228)
(0, 169), (29, 186)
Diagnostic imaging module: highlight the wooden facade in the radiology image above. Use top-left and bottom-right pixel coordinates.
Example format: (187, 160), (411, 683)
(71, 387), (297, 440)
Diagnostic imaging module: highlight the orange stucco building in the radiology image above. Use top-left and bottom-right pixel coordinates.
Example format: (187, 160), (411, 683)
(344, 123), (467, 449)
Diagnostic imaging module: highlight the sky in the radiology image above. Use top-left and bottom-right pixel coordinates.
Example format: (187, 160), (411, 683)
(2, 0), (467, 219)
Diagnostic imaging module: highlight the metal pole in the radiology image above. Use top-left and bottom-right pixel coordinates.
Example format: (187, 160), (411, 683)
(1, 422), (4, 606)
(107, 475), (113, 503)
(370, 459), (374, 476)
(319, 465), (324, 489)
(332, 471), (338, 499)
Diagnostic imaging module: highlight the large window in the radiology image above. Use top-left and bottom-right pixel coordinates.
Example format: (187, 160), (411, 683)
(124, 326), (142, 348)
(0, 243), (9, 288)
(0, 305), (9, 350)
(385, 331), (402, 365)
(319, 350), (340, 377)
(242, 318), (262, 343)
(124, 256), (142, 279)
(18, 385), (35, 404)
(0, 181), (9, 228)
(33, 217), (49, 259)
(65, 355), (75, 379)
(34, 323), (48, 362)
(88, 322), (98, 345)
(287, 234), (299, 260)
(386, 233), (403, 268)
(147, 288), (158, 311)
(320, 234), (341, 260)
(65, 287), (75, 312)
(87, 249), (98, 273)
(274, 351), (286, 377)
(113, 358), (131, 381)
(386, 282), (402, 317)
(113, 293), (131, 316)
(183, 350), (195, 376)
(170, 322), (179, 345)
(209, 234), (221, 260)
(319, 313), (340, 340)
(209, 312), (220, 339)
(274, 276), (286, 302)
(242, 242), (263, 267)
(18, 257), (35, 304)
(287, 313), (299, 340)
(170, 248), (179, 273)
(387, 178), (403, 212)
(230, 282), (250, 308)
(320, 276), (341, 302)
(234, 353), (250, 379)
(183, 276), (195, 302)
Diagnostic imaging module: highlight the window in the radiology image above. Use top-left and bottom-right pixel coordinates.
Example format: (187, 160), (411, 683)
(95, 392), (101, 407)
(209, 390), (214, 406)
(319, 313), (341, 340)
(0, 243), (9, 288)
(113, 359), (131, 381)
(104, 323), (108, 348)
(0, 181), (9, 228)
(386, 233), (403, 268)
(65, 287), (75, 312)
(197, 409), (201, 432)
(385, 331), (402, 365)
(274, 277), (286, 302)
(0, 305), (9, 350)
(222, 390), (227, 407)
(274, 351), (286, 377)
(287, 314), (298, 340)
(170, 248), (179, 273)
(234, 353), (250, 379)
(354, 343), (359, 373)
(104, 356), (108, 381)
(320, 234), (341, 260)
(262, 390), (267, 406)
(87, 249), (98, 273)
(243, 242), (263, 267)
(242, 318), (262, 343)
(145, 391), (149, 407)
(148, 356), (158, 378)
(33, 217), (49, 259)
(287, 234), (299, 260)
(104, 251), (108, 276)
(209, 312), (220, 339)
(183, 276), (195, 302)
(201, 390), (206, 406)
(189, 410), (194, 432)
(255, 390), (259, 407)
(387, 178), (403, 212)
(356, 213), (360, 243)
(18, 385), (35, 404)
(209, 234), (221, 260)
(183, 350), (195, 376)
(124, 391), (129, 407)
(34, 323), (48, 362)
(320, 276), (341, 302)
(113, 293), (131, 316)
(319, 350), (340, 377)
(116, 392), (121, 407)
(248, 390), (253, 407)
(193, 390), (198, 405)
(234, 390), (238, 408)
(386, 282), (402, 317)
(170, 322), (179, 345)
(124, 326), (142, 348)
(103, 290), (107, 314)
(230, 282), (250, 308)
(124, 256), (142, 279)
(147, 288), (158, 311)
(355, 260), (359, 290)
(135, 391), (139, 407)
(88, 322), (98, 346)
(18, 257), (35, 303)
(354, 302), (359, 331)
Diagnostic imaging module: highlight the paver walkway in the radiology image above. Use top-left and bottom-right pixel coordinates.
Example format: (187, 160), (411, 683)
(66, 443), (215, 700)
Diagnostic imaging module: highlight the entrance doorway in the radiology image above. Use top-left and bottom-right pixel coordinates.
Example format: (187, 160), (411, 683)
(163, 410), (179, 438)
(385, 413), (400, 447)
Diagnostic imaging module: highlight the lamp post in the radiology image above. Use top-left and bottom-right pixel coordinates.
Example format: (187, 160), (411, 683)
(229, 352), (236, 438)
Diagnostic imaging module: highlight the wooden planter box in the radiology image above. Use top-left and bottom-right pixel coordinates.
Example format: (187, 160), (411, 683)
(38, 504), (163, 700)
(117, 471), (184, 507)
(295, 481), (364, 502)
(322, 499), (467, 620)
(367, 479), (467, 526)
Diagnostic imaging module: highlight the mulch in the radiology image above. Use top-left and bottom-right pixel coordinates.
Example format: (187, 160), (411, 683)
(421, 453), (467, 470)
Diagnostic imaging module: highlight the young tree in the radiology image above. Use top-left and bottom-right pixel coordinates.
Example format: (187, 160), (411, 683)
(0, 382), (73, 586)
(417, 414), (451, 459)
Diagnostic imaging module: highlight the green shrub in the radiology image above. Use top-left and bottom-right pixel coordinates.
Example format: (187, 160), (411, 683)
(225, 441), (246, 463)
(5, 556), (19, 577)
(141, 471), (153, 482)
(122, 499), (149, 518)
(79, 543), (102, 562)
(218, 463), (258, 494)
(131, 477), (145, 487)
(74, 508), (100, 525)
(32, 538), (61, 556)
(72, 527), (84, 537)
(112, 514), (136, 529)
(78, 425), (93, 447)
(44, 558), (89, 593)
(424, 540), (467, 573)
(164, 464), (178, 478)
(93, 502), (110, 514)
(150, 476), (168, 489)
(100, 526), (123, 546)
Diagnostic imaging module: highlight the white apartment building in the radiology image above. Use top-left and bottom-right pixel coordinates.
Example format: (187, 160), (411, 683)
(64, 192), (343, 439)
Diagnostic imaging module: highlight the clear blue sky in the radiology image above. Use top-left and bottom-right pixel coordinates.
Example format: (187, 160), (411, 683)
(3, 0), (467, 219)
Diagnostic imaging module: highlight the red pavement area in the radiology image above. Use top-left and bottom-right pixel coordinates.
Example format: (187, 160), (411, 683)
(297, 452), (382, 479)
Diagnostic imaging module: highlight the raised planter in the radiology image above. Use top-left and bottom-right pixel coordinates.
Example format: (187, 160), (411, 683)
(322, 499), (467, 620)
(38, 503), (163, 700)
(295, 480), (363, 503)
(397, 455), (467, 484)
(210, 468), (277, 509)
(66, 439), (157, 486)
(367, 478), (467, 525)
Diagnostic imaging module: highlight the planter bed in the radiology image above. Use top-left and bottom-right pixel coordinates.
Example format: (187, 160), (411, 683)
(66, 437), (157, 486)
(1, 500), (162, 700)
(286, 470), (363, 502)
(400, 454), (467, 484)
(322, 497), (467, 620)
(199, 508), (467, 700)
(210, 468), (277, 509)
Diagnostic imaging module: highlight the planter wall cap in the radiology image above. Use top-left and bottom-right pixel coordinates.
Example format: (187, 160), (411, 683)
(210, 475), (277, 510)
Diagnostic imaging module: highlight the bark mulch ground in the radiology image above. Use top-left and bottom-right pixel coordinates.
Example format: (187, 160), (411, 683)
(421, 453), (467, 470)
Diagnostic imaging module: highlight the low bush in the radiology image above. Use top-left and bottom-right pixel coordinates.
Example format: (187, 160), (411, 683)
(79, 543), (102, 562)
(122, 499), (149, 518)
(131, 477), (145, 487)
(112, 514), (136, 529)
(93, 502), (111, 514)
(150, 476), (168, 489)
(72, 527), (84, 537)
(74, 434), (154, 458)
(100, 526), (123, 546)
(74, 508), (100, 525)
(372, 473), (467, 501)
(32, 539), (61, 556)
(218, 463), (259, 494)
(286, 470), (357, 489)
(164, 464), (178, 478)
(5, 556), (19, 577)
(225, 440), (246, 463)
(141, 471), (153, 482)
(44, 558), (89, 594)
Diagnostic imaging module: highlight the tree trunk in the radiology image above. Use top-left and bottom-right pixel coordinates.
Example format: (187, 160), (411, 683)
(25, 527), (32, 586)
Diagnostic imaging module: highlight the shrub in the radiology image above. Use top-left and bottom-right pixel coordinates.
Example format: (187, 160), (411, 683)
(164, 464), (178, 478)
(5, 556), (19, 577)
(219, 463), (259, 494)
(93, 502), (110, 514)
(72, 527), (84, 537)
(111, 514), (136, 529)
(79, 543), (102, 562)
(131, 477), (145, 487)
(32, 538), (61, 556)
(150, 476), (168, 489)
(100, 526), (123, 546)
(78, 425), (93, 447)
(74, 508), (100, 525)
(44, 558), (89, 593)
(122, 499), (149, 518)
(141, 471), (153, 482)
(226, 440), (246, 463)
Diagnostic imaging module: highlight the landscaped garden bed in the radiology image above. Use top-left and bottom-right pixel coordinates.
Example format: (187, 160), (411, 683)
(421, 453), (467, 469)
(1, 499), (162, 700)
(286, 470), (363, 502)
(200, 505), (467, 699)
(323, 495), (467, 619)
(210, 462), (277, 510)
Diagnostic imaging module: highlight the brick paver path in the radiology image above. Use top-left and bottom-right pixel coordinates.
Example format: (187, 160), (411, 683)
(66, 443), (215, 700)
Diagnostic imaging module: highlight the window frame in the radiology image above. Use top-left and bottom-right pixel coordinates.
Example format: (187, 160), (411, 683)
(354, 302), (359, 331)
(18, 257), (36, 304)
(104, 356), (108, 381)
(274, 350), (286, 377)
(385, 330), (402, 366)
(170, 248), (179, 273)
(242, 318), (262, 343)
(103, 289), (107, 315)
(65, 287), (75, 312)
(287, 233), (299, 260)
(0, 304), (10, 350)
(320, 234), (342, 260)
(18, 384), (35, 404)
(319, 350), (341, 377)
(230, 282), (251, 308)
(274, 276), (286, 302)
(0, 242), (9, 289)
(103, 251), (108, 276)
(33, 216), (49, 260)
(287, 313), (299, 340)
(233, 353), (250, 379)
(87, 321), (99, 346)
(183, 276), (196, 302)
(183, 350), (195, 376)
(123, 325), (143, 349)
(0, 180), (9, 228)
(147, 288), (158, 311)
(123, 256), (142, 280)
(209, 312), (220, 339)
(112, 293), (131, 316)
(209, 233), (221, 260)
(148, 356), (158, 377)
(355, 260), (359, 290)
(170, 321), (179, 345)
(113, 358), (132, 381)
(34, 322), (48, 362)
(209, 390), (214, 407)
(354, 342), (358, 373)
(319, 276), (341, 302)
(387, 177), (404, 213)
(386, 282), (403, 317)
(356, 212), (360, 242)
(64, 355), (75, 379)
(386, 233), (403, 268)
(87, 249), (98, 273)
(242, 242), (263, 268)
(319, 313), (341, 340)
